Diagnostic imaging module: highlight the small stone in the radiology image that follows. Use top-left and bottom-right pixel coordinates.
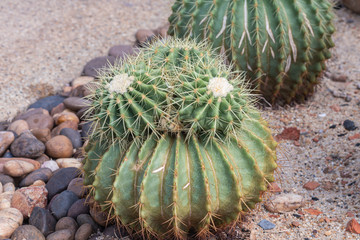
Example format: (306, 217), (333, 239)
(346, 211), (355, 218)
(10, 224), (45, 240)
(108, 45), (136, 59)
(0, 131), (15, 156)
(90, 204), (108, 226)
(56, 158), (82, 169)
(35, 154), (50, 164)
(76, 214), (99, 231)
(103, 225), (124, 238)
(330, 104), (340, 112)
(258, 219), (276, 230)
(0, 192), (13, 210)
(31, 128), (51, 143)
(303, 181), (320, 190)
(2, 150), (14, 158)
(264, 193), (304, 213)
(74, 223), (93, 240)
(41, 160), (59, 172)
(321, 181), (334, 190)
(348, 133), (360, 140)
(67, 199), (89, 218)
(0, 173), (14, 185)
(60, 128), (82, 149)
(71, 76), (95, 89)
(63, 97), (91, 112)
(303, 208), (322, 216)
(51, 103), (66, 117)
(19, 168), (53, 187)
(53, 111), (79, 125)
(343, 120), (357, 131)
(11, 185), (48, 218)
(8, 120), (29, 135)
(0, 208), (23, 239)
(51, 121), (78, 137)
(32, 180), (46, 186)
(26, 114), (54, 130)
(46, 229), (73, 240)
(56, 217), (78, 239)
(10, 132), (45, 158)
(3, 182), (15, 192)
(324, 231), (332, 236)
(330, 73), (347, 82)
(28, 95), (66, 112)
(45, 167), (80, 199)
(83, 56), (116, 78)
(291, 221), (300, 227)
(29, 207), (56, 237)
(2, 158), (40, 177)
(276, 127), (300, 141)
(135, 29), (155, 46)
(67, 178), (86, 198)
(14, 108), (49, 121)
(343, 0), (360, 13)
(49, 190), (79, 219)
(346, 219), (360, 234)
(268, 182), (282, 193)
(45, 136), (73, 159)
(80, 121), (94, 139)
(154, 24), (169, 38)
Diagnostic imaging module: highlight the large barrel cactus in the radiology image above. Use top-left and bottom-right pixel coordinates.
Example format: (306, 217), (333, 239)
(168, 0), (335, 104)
(83, 38), (277, 239)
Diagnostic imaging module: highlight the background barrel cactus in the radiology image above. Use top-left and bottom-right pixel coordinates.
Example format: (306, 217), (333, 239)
(83, 38), (277, 239)
(168, 0), (335, 104)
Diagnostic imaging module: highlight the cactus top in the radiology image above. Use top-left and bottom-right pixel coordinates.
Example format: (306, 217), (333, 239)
(87, 37), (259, 144)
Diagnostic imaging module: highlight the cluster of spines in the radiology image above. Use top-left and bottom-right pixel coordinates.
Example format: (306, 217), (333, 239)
(168, 0), (335, 104)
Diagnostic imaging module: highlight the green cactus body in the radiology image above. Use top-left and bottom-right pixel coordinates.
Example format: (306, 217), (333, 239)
(84, 124), (276, 238)
(168, 0), (335, 104)
(84, 38), (278, 238)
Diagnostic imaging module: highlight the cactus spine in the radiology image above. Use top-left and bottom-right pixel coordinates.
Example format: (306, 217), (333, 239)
(168, 0), (335, 104)
(83, 38), (278, 238)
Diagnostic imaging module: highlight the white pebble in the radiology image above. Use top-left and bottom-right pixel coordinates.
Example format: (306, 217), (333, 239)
(41, 160), (59, 172)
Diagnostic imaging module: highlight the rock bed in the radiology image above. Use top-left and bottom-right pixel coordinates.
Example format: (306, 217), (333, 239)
(1, 7), (360, 240)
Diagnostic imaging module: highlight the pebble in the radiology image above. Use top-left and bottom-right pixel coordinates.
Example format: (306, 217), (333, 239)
(0, 173), (14, 185)
(45, 135), (73, 159)
(268, 182), (282, 193)
(8, 120), (29, 135)
(26, 114), (54, 130)
(0, 132), (15, 156)
(71, 76), (95, 89)
(90, 204), (108, 226)
(276, 127), (300, 141)
(28, 95), (66, 112)
(303, 181), (320, 190)
(51, 103), (66, 117)
(46, 229), (73, 240)
(3, 182), (15, 193)
(10, 224), (45, 240)
(11, 185), (48, 218)
(31, 128), (51, 143)
(264, 193), (304, 213)
(14, 108), (49, 121)
(82, 56), (116, 78)
(103, 225), (124, 238)
(330, 73), (347, 82)
(41, 160), (59, 172)
(10, 132), (45, 158)
(19, 168), (53, 187)
(0, 192), (13, 210)
(303, 208), (322, 216)
(2, 150), (14, 158)
(2, 158), (40, 177)
(56, 158), (82, 169)
(67, 178), (86, 198)
(74, 223), (93, 240)
(349, 133), (360, 140)
(258, 219), (276, 230)
(36, 154), (50, 164)
(108, 44), (136, 59)
(343, 120), (357, 131)
(55, 217), (78, 239)
(346, 218), (360, 234)
(154, 24), (169, 38)
(67, 199), (89, 219)
(63, 97), (91, 112)
(60, 128), (82, 149)
(76, 214), (99, 231)
(49, 190), (79, 220)
(343, 0), (360, 13)
(46, 167), (80, 199)
(0, 208), (23, 238)
(53, 111), (79, 125)
(135, 29), (156, 46)
(29, 207), (56, 237)
(51, 121), (78, 137)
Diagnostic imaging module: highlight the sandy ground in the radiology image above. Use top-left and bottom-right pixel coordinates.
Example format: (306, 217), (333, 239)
(1, 1), (359, 240)
(0, 0), (171, 122)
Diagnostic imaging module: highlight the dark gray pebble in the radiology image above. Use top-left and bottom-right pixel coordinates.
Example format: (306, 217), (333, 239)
(29, 207), (57, 237)
(28, 96), (66, 112)
(83, 56), (116, 78)
(49, 190), (79, 219)
(19, 168), (53, 187)
(10, 131), (45, 158)
(46, 167), (80, 199)
(67, 198), (89, 218)
(60, 128), (82, 149)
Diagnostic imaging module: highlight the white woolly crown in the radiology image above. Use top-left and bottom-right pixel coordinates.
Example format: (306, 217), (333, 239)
(207, 77), (234, 97)
(107, 73), (135, 94)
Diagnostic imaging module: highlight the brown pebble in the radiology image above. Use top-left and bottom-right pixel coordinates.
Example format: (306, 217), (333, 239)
(303, 181), (320, 190)
(26, 114), (54, 130)
(74, 223), (92, 240)
(8, 120), (29, 135)
(51, 121), (78, 137)
(45, 136), (73, 159)
(31, 128), (51, 143)
(51, 103), (66, 116)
